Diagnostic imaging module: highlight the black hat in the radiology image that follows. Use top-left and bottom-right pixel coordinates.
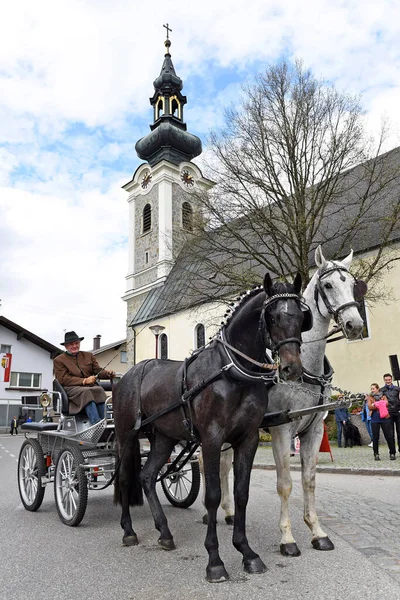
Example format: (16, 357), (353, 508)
(61, 331), (84, 346)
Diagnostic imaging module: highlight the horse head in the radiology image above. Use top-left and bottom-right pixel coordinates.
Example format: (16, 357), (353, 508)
(313, 245), (365, 340)
(262, 272), (306, 381)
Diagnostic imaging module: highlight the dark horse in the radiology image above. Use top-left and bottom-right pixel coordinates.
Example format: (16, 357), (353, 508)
(113, 273), (310, 582)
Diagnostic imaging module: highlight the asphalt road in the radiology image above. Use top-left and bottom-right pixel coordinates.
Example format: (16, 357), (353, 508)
(1, 434), (399, 600)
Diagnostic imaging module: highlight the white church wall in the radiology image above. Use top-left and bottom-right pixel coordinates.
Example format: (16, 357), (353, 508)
(133, 301), (224, 363)
(326, 255), (400, 394)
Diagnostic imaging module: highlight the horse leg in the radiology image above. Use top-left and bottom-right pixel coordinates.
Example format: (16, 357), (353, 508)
(202, 441), (229, 582)
(232, 433), (267, 574)
(271, 425), (300, 556)
(200, 444), (234, 525)
(300, 423), (334, 551)
(140, 432), (177, 550)
(116, 435), (143, 547)
(220, 445), (234, 525)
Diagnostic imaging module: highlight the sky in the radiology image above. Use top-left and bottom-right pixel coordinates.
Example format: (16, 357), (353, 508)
(1, 0), (400, 352)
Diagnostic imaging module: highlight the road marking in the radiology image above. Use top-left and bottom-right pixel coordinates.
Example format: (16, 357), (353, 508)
(9, 453), (15, 458)
(15, 503), (23, 511)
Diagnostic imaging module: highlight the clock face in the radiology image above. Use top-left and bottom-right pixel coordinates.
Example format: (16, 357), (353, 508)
(141, 171), (152, 189)
(181, 169), (195, 187)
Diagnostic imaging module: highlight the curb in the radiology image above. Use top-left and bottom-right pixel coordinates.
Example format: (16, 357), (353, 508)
(253, 463), (400, 476)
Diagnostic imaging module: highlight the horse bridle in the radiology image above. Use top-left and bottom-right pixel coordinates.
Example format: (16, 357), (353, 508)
(261, 293), (310, 355)
(314, 265), (361, 327)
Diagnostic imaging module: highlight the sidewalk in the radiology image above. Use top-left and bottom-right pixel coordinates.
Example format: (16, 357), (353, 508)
(254, 442), (400, 475)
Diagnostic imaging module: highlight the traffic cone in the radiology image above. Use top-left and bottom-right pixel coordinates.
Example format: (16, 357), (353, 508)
(319, 423), (334, 462)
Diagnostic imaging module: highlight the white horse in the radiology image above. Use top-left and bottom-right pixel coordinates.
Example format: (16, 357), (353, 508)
(201, 246), (365, 553)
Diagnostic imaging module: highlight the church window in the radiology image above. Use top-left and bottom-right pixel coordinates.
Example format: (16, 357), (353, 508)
(156, 97), (164, 119)
(145, 251), (149, 264)
(120, 351), (127, 363)
(195, 324), (205, 349)
(160, 333), (168, 359)
(182, 202), (193, 231)
(171, 97), (180, 118)
(143, 204), (152, 233)
(356, 298), (370, 340)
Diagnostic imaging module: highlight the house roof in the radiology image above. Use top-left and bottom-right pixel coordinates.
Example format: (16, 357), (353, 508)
(92, 339), (126, 354)
(0, 316), (62, 359)
(130, 146), (400, 327)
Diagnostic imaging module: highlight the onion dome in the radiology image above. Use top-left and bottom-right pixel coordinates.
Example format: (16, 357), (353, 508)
(135, 35), (202, 167)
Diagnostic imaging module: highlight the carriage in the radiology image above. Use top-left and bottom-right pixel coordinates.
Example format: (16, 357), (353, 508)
(17, 380), (201, 526)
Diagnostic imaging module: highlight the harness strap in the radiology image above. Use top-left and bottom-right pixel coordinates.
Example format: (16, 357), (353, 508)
(216, 337), (276, 370)
(140, 366), (227, 430)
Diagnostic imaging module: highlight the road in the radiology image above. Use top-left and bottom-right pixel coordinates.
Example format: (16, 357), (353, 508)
(1, 434), (399, 600)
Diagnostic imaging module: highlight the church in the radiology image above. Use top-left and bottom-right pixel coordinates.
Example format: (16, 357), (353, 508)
(121, 34), (400, 395)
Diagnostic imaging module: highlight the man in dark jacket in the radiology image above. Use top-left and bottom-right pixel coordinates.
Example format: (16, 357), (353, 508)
(334, 401), (349, 448)
(380, 373), (400, 453)
(53, 331), (115, 425)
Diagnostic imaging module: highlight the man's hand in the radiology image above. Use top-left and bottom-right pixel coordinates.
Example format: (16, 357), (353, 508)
(109, 371), (116, 379)
(84, 375), (96, 385)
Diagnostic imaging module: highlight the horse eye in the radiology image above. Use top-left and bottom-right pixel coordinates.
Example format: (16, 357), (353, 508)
(325, 282), (332, 289)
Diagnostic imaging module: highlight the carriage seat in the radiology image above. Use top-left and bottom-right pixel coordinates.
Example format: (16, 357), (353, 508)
(21, 421), (58, 432)
(53, 379), (112, 416)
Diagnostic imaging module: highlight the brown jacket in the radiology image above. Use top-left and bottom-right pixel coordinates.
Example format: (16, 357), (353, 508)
(53, 351), (112, 386)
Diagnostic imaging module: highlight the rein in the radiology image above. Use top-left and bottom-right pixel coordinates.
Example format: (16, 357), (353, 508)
(215, 337), (277, 371)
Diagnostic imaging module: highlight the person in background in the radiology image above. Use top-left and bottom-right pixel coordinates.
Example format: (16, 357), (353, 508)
(367, 382), (396, 461)
(360, 397), (373, 447)
(53, 331), (115, 425)
(10, 416), (18, 435)
(380, 373), (400, 453)
(334, 400), (349, 448)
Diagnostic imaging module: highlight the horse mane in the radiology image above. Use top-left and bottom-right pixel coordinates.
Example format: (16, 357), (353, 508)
(209, 279), (297, 342)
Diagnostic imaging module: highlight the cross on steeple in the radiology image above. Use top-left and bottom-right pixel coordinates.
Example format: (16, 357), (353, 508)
(163, 23), (172, 39)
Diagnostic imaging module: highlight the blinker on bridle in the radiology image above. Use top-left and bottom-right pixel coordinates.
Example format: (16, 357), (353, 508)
(261, 293), (311, 355)
(314, 265), (367, 325)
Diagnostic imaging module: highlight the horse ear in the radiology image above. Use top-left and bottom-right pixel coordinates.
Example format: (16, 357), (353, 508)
(263, 273), (273, 296)
(315, 245), (327, 270)
(341, 248), (354, 270)
(293, 272), (302, 294)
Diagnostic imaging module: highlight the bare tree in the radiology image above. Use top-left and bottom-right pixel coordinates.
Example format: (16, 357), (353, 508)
(177, 59), (400, 305)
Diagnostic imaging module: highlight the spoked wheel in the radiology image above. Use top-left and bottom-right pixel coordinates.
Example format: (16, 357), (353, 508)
(18, 439), (46, 511)
(160, 460), (200, 508)
(54, 445), (88, 526)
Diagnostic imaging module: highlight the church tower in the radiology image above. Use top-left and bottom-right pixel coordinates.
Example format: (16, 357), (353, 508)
(122, 29), (214, 362)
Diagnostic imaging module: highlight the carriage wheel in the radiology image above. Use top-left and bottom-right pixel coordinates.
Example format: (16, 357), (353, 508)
(18, 439), (46, 512)
(160, 461), (200, 508)
(54, 445), (88, 526)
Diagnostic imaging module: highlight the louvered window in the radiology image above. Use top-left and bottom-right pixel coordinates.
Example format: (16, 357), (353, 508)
(143, 204), (151, 233)
(182, 202), (193, 231)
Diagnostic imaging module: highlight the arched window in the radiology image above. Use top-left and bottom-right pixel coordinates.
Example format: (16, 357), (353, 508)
(195, 324), (205, 349)
(171, 97), (180, 118)
(160, 333), (168, 359)
(142, 204), (151, 233)
(156, 97), (164, 119)
(182, 202), (193, 231)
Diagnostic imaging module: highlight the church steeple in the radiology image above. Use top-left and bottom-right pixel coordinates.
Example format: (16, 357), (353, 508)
(135, 27), (202, 167)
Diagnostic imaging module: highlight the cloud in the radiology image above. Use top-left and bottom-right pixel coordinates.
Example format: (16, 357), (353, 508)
(1, 0), (400, 348)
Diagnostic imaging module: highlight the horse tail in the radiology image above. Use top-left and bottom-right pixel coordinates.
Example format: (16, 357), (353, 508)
(112, 367), (145, 507)
(113, 432), (144, 507)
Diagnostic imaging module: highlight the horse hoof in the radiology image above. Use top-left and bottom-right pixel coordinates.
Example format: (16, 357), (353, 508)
(158, 538), (176, 551)
(123, 534), (138, 547)
(225, 515), (234, 526)
(280, 543), (301, 557)
(206, 564), (229, 583)
(202, 514), (208, 525)
(312, 536), (335, 551)
(243, 556), (267, 574)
